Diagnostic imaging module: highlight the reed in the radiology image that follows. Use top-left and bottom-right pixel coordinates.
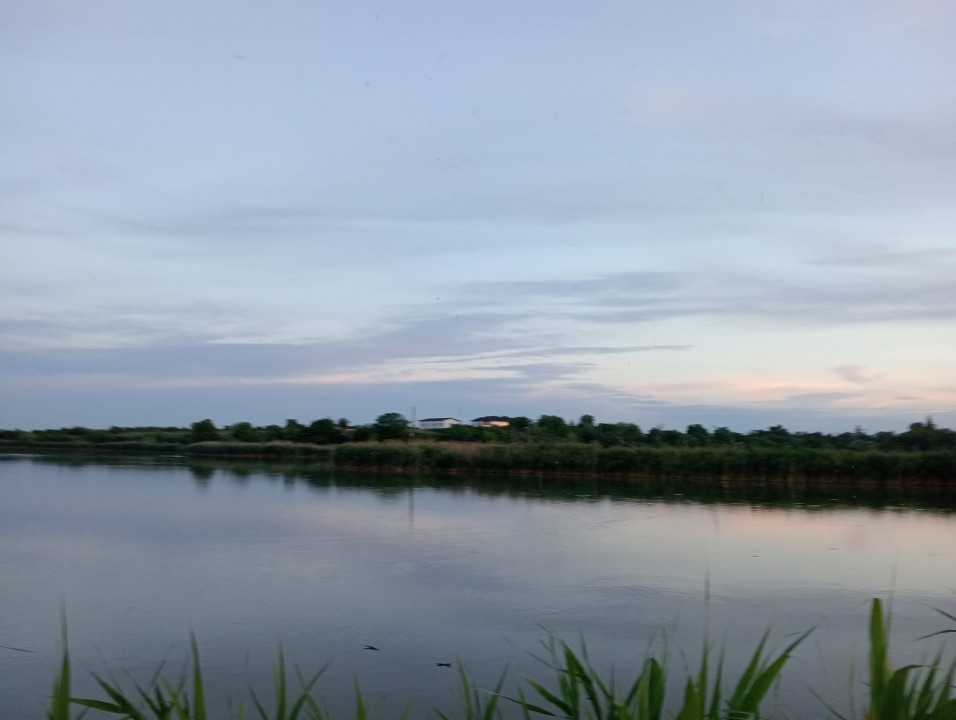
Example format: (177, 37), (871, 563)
(329, 443), (956, 484)
(248, 647), (331, 720)
(184, 442), (332, 460)
(858, 599), (956, 720)
(437, 664), (508, 720)
(47, 619), (73, 720)
(509, 628), (808, 720)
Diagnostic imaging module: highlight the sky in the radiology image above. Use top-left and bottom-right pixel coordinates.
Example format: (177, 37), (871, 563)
(2, 0), (955, 433)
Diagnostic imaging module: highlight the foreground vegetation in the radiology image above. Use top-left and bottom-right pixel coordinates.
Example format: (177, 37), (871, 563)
(45, 599), (956, 719)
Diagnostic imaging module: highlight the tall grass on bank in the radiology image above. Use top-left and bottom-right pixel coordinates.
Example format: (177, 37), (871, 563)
(332, 443), (956, 485)
(5, 439), (955, 484)
(184, 442), (333, 461)
(44, 599), (956, 719)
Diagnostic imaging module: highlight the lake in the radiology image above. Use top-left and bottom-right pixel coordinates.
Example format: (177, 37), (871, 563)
(1, 454), (955, 718)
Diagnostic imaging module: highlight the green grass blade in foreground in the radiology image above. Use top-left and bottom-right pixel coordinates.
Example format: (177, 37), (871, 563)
(517, 637), (574, 717)
(48, 617), (76, 720)
(725, 627), (812, 717)
(71, 674), (154, 719)
(513, 635), (672, 720)
(674, 643), (717, 720)
(632, 657), (665, 720)
(871, 598), (892, 710)
(863, 597), (956, 720)
(517, 625), (808, 720)
(919, 608), (956, 641)
(353, 679), (367, 720)
(69, 655), (183, 719)
(249, 646), (331, 720)
(189, 636), (207, 720)
(437, 662), (508, 720)
(157, 636), (207, 720)
(479, 666), (509, 720)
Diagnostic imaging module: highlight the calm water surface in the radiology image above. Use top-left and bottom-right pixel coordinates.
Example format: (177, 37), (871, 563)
(2, 455), (955, 718)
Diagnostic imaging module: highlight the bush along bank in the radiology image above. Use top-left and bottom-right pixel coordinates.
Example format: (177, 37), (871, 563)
(332, 442), (956, 484)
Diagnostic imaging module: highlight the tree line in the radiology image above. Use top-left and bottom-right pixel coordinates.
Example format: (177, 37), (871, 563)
(447, 414), (956, 453)
(1, 414), (954, 453)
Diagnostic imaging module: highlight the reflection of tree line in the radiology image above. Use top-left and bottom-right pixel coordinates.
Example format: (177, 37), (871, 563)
(11, 445), (956, 511)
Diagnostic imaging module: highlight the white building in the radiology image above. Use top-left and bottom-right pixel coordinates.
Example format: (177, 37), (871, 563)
(419, 417), (460, 430)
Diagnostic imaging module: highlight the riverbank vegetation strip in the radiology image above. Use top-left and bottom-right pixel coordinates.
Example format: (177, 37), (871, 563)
(3, 415), (955, 483)
(331, 442), (956, 483)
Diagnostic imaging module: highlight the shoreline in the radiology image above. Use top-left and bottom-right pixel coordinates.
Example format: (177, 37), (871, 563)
(4, 440), (955, 488)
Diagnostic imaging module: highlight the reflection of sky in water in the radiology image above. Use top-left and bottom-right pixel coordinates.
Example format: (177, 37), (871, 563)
(1, 458), (955, 718)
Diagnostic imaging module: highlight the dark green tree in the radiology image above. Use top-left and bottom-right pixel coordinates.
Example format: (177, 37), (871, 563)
(303, 418), (340, 444)
(749, 425), (791, 447)
(485, 425), (513, 443)
(190, 419), (219, 443)
(439, 424), (481, 442)
(576, 414), (598, 443)
(712, 427), (739, 446)
(230, 422), (260, 443)
(263, 424), (284, 441)
(351, 425), (373, 442)
(535, 415), (569, 439)
(685, 424), (710, 447)
(897, 418), (955, 451)
(373, 413), (409, 441)
(283, 419), (306, 442)
(659, 429), (686, 447)
(594, 422), (642, 447)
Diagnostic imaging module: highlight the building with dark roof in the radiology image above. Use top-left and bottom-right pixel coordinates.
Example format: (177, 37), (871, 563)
(471, 416), (509, 427)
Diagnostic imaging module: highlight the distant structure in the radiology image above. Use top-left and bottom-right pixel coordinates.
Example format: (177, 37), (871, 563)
(419, 417), (460, 430)
(472, 416), (509, 428)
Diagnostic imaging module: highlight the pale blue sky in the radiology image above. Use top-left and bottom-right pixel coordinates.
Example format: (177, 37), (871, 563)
(2, 0), (955, 432)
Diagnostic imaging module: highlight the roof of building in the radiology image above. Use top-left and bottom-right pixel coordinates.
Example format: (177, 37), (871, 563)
(472, 415), (507, 422)
(419, 417), (459, 422)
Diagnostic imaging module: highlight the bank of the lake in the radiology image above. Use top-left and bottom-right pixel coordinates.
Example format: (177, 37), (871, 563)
(3, 440), (956, 487)
(331, 441), (956, 486)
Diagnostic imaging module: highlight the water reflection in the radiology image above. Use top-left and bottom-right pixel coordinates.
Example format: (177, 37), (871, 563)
(189, 463), (214, 485)
(98, 454), (956, 511)
(3, 454), (955, 719)
(20, 452), (956, 509)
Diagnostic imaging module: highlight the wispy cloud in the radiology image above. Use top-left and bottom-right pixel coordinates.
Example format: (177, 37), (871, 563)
(811, 243), (956, 269)
(460, 269), (956, 326)
(831, 365), (884, 384)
